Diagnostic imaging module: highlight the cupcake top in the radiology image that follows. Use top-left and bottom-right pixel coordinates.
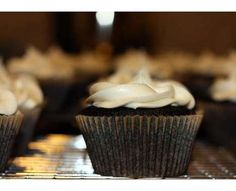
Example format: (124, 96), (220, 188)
(46, 46), (76, 80)
(0, 88), (18, 115)
(0, 62), (43, 110)
(210, 73), (236, 102)
(0, 63), (18, 115)
(113, 49), (174, 80)
(192, 52), (232, 77)
(114, 50), (152, 74)
(7, 47), (76, 81)
(0, 61), (13, 89)
(12, 75), (44, 110)
(74, 47), (111, 78)
(87, 68), (195, 110)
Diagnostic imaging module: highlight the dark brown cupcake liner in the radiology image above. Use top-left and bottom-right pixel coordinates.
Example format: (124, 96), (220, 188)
(199, 101), (236, 153)
(12, 106), (42, 156)
(0, 112), (23, 172)
(76, 113), (203, 178)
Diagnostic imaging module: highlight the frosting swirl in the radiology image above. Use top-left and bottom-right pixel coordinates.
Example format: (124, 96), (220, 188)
(87, 69), (195, 109)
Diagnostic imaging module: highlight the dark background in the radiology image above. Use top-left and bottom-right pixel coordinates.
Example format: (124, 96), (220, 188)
(1, 12), (236, 58)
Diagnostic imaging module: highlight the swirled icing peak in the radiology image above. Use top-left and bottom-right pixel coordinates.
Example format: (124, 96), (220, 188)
(87, 68), (195, 109)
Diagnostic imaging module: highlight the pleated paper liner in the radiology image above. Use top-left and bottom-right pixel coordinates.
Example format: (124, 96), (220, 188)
(0, 111), (23, 172)
(12, 106), (42, 157)
(76, 112), (203, 178)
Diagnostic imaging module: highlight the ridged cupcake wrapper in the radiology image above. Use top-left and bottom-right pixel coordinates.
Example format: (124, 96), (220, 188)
(76, 113), (203, 178)
(12, 107), (42, 156)
(0, 112), (23, 172)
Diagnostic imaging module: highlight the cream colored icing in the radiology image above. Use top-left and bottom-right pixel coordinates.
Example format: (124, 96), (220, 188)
(7, 46), (75, 80)
(87, 69), (195, 109)
(0, 61), (43, 110)
(210, 75), (236, 102)
(0, 61), (13, 89)
(0, 62), (17, 115)
(12, 75), (44, 109)
(0, 88), (18, 115)
(114, 50), (153, 75)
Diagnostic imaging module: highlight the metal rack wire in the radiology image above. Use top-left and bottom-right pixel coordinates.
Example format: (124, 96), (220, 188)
(1, 134), (235, 179)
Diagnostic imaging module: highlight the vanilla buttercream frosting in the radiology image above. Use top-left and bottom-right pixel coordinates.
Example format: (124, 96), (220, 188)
(87, 69), (195, 109)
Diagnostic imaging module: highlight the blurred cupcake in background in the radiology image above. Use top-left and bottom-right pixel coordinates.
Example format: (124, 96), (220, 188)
(154, 51), (195, 80)
(179, 51), (234, 100)
(113, 49), (152, 75)
(68, 44), (113, 114)
(73, 47), (112, 80)
(200, 70), (236, 152)
(7, 46), (76, 113)
(0, 62), (44, 156)
(11, 74), (44, 156)
(0, 64), (23, 171)
(7, 45), (113, 134)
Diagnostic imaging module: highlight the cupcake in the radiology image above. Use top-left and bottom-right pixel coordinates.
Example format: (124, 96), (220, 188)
(153, 51), (195, 81)
(11, 74), (44, 156)
(7, 46), (79, 134)
(7, 46), (76, 113)
(73, 45), (112, 81)
(0, 63), (43, 156)
(76, 69), (203, 178)
(177, 51), (233, 100)
(0, 86), (23, 172)
(200, 72), (236, 152)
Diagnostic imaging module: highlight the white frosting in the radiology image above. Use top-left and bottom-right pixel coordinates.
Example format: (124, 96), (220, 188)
(0, 88), (18, 115)
(0, 61), (43, 111)
(12, 75), (44, 109)
(107, 51), (152, 83)
(0, 61), (13, 89)
(210, 75), (236, 102)
(7, 47), (75, 80)
(114, 50), (153, 75)
(87, 69), (195, 109)
(0, 62), (18, 115)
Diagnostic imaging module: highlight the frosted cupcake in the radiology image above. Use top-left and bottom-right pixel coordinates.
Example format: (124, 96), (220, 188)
(200, 73), (236, 152)
(7, 46), (76, 113)
(76, 69), (203, 178)
(0, 87), (23, 172)
(179, 51), (234, 100)
(0, 63), (43, 156)
(11, 74), (44, 156)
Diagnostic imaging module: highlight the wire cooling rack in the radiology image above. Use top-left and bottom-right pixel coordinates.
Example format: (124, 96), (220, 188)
(1, 134), (235, 179)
